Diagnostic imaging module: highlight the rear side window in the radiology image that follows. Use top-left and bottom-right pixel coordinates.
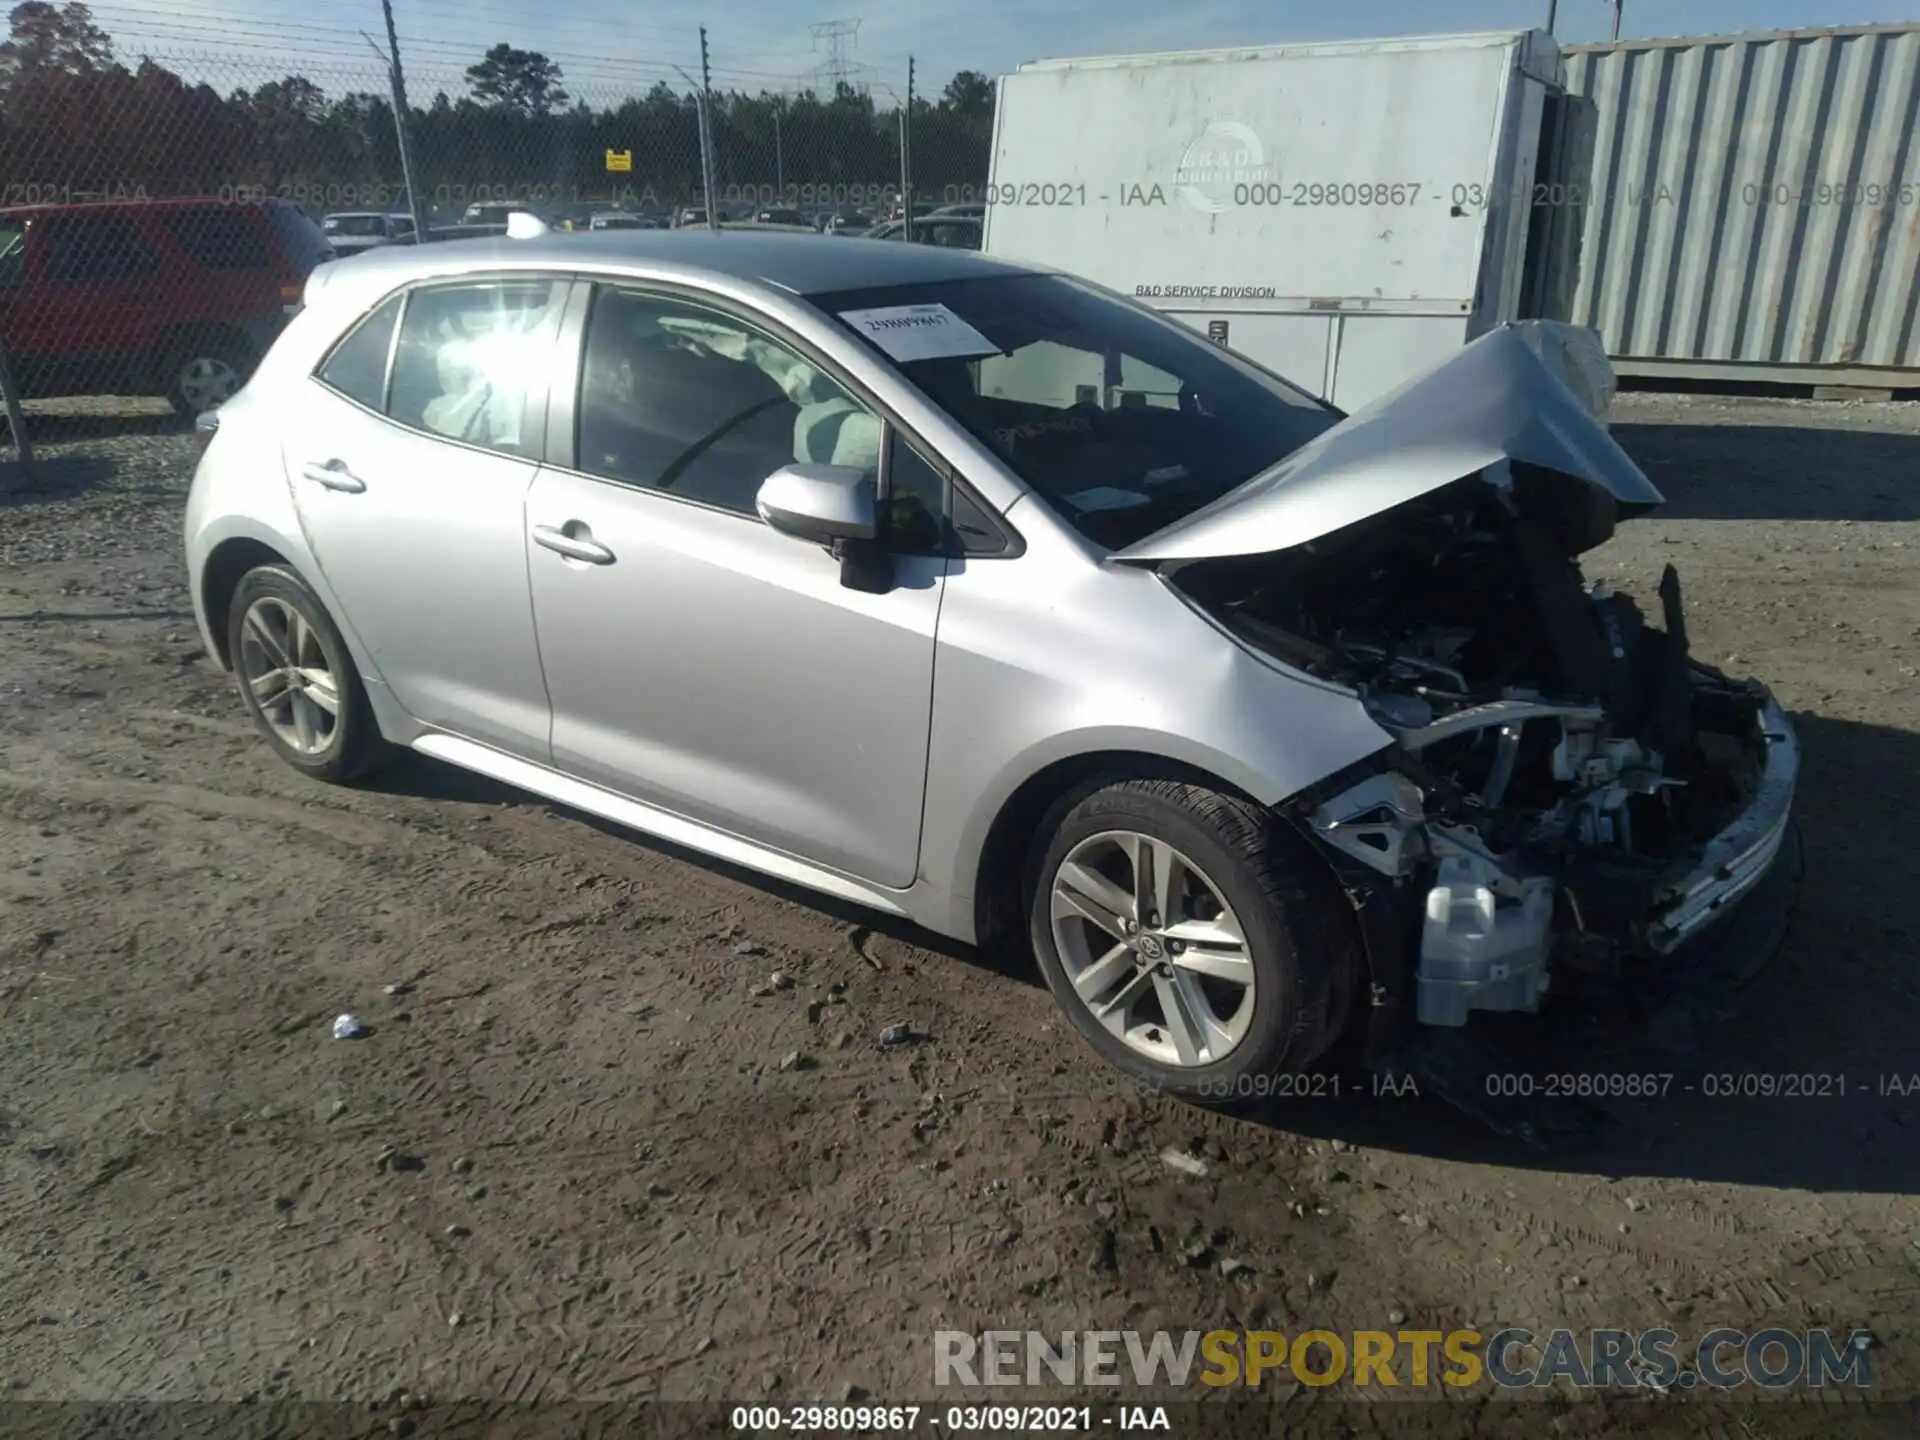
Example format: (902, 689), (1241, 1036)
(316, 294), (403, 411)
(38, 212), (160, 283)
(157, 207), (271, 271)
(265, 203), (335, 273)
(386, 279), (566, 455)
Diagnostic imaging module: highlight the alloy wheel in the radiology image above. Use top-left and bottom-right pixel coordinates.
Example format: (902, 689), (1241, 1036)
(1049, 830), (1256, 1068)
(238, 596), (340, 756)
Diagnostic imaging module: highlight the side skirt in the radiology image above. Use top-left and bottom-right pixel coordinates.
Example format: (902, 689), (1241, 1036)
(411, 732), (914, 919)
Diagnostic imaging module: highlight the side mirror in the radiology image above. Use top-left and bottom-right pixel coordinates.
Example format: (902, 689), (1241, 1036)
(755, 464), (894, 594)
(755, 463), (878, 544)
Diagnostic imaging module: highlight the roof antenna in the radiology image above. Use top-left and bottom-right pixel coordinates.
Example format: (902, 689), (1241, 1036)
(506, 211), (551, 239)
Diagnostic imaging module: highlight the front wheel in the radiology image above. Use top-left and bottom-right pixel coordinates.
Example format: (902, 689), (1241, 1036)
(1028, 777), (1358, 1102)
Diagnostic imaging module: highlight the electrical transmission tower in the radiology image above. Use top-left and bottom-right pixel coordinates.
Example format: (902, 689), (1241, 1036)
(804, 19), (872, 93)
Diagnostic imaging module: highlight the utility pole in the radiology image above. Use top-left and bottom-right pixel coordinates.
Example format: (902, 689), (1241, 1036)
(1611, 0), (1623, 41)
(1545, 0), (1557, 34)
(899, 55), (914, 230)
(698, 26), (720, 229)
(380, 0), (426, 238)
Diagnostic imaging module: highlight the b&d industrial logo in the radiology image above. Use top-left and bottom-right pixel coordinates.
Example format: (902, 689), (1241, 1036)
(1172, 120), (1274, 216)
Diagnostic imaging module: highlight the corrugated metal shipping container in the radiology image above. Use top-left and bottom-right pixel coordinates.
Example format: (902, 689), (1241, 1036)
(1563, 24), (1920, 387)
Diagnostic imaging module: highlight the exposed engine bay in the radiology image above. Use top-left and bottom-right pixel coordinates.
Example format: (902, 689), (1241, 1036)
(1168, 460), (1799, 1028)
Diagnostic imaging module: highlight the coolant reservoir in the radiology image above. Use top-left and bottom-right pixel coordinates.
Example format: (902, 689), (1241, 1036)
(1416, 854), (1556, 1026)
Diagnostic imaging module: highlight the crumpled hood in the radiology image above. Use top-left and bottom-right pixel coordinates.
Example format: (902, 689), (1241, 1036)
(1114, 324), (1665, 564)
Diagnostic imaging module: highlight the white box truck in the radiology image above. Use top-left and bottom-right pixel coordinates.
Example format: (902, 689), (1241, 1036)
(982, 30), (1596, 412)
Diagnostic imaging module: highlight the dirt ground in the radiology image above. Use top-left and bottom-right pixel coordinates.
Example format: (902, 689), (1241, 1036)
(2, 392), (1918, 1424)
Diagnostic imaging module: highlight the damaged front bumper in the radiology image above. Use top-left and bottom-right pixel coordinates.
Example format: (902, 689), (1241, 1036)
(1644, 691), (1798, 953)
(1306, 685), (1800, 1031)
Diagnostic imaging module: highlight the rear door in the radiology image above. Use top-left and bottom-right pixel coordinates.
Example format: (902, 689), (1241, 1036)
(282, 275), (570, 758)
(149, 204), (291, 354)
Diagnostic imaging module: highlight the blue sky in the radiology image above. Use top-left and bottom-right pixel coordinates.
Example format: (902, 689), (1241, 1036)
(86, 0), (1920, 96)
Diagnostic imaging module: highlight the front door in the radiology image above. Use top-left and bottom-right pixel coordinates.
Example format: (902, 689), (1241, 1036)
(5, 210), (166, 392)
(283, 276), (569, 759)
(526, 284), (947, 888)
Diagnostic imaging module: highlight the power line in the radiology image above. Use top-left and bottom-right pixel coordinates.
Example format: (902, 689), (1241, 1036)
(802, 19), (876, 93)
(87, 4), (805, 85)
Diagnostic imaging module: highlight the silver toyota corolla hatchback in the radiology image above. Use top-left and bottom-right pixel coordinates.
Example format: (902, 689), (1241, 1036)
(184, 229), (1798, 1099)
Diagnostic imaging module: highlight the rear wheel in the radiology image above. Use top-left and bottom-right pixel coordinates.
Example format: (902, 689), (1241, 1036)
(1028, 777), (1357, 1101)
(227, 565), (388, 783)
(165, 331), (254, 416)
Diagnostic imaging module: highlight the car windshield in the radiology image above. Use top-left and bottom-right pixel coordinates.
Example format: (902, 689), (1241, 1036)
(326, 214), (387, 236)
(814, 273), (1340, 549)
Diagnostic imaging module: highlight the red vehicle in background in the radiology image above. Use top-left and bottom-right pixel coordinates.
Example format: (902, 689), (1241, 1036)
(0, 196), (335, 417)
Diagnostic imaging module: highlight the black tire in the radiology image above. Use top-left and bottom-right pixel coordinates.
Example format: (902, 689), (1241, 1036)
(1027, 777), (1360, 1103)
(163, 329), (255, 417)
(226, 564), (389, 783)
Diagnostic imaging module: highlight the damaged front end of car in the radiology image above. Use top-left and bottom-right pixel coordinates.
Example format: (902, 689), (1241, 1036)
(1120, 327), (1800, 1067)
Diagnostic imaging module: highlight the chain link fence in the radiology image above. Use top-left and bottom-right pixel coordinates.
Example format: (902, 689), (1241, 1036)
(0, 2), (992, 446)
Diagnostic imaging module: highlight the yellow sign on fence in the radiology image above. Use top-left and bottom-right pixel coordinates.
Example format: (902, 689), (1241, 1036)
(605, 149), (633, 173)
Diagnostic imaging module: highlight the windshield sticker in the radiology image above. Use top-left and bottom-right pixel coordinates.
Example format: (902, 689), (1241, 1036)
(1066, 487), (1151, 513)
(838, 304), (1000, 363)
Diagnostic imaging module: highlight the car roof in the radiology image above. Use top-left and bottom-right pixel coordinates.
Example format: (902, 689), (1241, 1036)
(317, 228), (1039, 297)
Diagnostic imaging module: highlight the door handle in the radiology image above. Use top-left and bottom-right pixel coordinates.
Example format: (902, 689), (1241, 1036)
(532, 524), (615, 565)
(301, 459), (366, 493)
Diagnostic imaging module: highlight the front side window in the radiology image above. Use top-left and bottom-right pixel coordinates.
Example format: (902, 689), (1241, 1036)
(880, 430), (949, 555)
(39, 213), (160, 285)
(576, 286), (882, 518)
(386, 279), (565, 455)
(0, 223), (23, 286)
(817, 273), (1339, 549)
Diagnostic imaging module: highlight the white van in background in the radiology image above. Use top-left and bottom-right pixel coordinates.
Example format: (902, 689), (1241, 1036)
(983, 30), (1605, 416)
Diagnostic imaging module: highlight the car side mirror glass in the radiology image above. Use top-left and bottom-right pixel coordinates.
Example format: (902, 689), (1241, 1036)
(755, 463), (878, 545)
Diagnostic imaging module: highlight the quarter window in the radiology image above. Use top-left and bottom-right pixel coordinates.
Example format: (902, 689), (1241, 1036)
(576, 286), (883, 518)
(316, 294), (403, 411)
(386, 279), (565, 456)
